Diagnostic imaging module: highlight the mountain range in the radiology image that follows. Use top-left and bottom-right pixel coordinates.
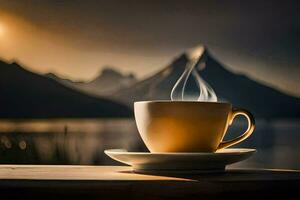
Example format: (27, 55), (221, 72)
(2, 44), (300, 119)
(0, 61), (132, 118)
(46, 67), (136, 97)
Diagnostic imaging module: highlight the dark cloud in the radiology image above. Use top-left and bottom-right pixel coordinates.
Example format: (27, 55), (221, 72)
(2, 0), (299, 52)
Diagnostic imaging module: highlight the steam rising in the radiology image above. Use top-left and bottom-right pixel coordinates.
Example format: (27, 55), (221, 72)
(171, 46), (217, 102)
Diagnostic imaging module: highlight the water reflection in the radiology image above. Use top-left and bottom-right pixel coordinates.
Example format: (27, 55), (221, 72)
(0, 119), (299, 169)
(0, 119), (145, 164)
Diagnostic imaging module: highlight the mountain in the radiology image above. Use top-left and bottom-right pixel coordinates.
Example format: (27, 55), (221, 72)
(113, 45), (300, 119)
(45, 72), (84, 87)
(0, 60), (132, 118)
(112, 54), (188, 101)
(46, 67), (136, 96)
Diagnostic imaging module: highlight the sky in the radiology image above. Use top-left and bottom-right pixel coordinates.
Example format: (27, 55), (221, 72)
(0, 0), (299, 97)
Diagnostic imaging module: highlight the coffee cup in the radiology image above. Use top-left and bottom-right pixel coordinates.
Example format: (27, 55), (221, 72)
(134, 101), (255, 152)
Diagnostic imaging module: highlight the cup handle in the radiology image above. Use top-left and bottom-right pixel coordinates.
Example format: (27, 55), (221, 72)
(217, 108), (255, 150)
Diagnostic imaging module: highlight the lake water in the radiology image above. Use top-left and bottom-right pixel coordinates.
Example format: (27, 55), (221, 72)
(0, 118), (299, 169)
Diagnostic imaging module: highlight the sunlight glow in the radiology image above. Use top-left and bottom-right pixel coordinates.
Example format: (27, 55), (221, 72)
(0, 23), (5, 36)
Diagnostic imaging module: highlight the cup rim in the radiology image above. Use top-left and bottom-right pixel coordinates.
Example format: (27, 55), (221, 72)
(134, 100), (231, 106)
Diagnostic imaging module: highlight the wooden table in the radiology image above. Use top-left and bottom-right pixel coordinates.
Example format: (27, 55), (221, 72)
(0, 165), (299, 199)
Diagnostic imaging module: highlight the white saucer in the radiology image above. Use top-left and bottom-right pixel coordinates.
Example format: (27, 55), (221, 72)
(105, 148), (256, 174)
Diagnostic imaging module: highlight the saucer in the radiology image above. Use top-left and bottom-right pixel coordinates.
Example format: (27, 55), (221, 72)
(105, 148), (256, 174)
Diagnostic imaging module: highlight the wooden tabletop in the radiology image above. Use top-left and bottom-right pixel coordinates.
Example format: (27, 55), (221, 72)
(0, 165), (300, 200)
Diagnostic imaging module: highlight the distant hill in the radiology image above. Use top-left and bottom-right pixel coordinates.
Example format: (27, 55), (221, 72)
(46, 67), (136, 96)
(0, 61), (132, 118)
(113, 45), (300, 119)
